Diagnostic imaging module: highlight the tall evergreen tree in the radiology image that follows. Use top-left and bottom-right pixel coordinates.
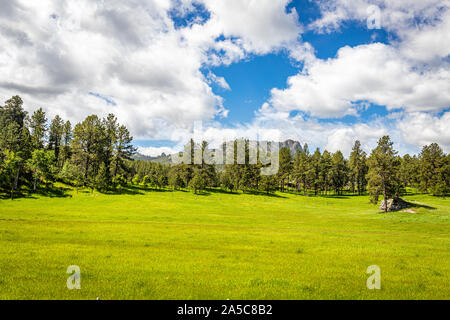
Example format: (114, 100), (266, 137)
(309, 148), (322, 195)
(366, 136), (401, 212)
(330, 151), (347, 195)
(60, 121), (72, 166)
(112, 125), (136, 180)
(278, 147), (292, 192)
(418, 143), (448, 196)
(293, 146), (310, 195)
(320, 150), (332, 195)
(71, 115), (103, 186)
(48, 115), (64, 166)
(349, 140), (368, 195)
(29, 108), (47, 150)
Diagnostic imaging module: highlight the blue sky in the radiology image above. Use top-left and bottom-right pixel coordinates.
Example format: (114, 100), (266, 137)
(206, 3), (393, 126)
(0, 0), (448, 156)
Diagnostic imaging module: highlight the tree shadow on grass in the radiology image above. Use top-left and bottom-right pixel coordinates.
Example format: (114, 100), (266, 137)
(102, 188), (144, 196)
(192, 191), (211, 196)
(205, 188), (287, 198)
(34, 186), (72, 198)
(408, 201), (437, 210)
(99, 185), (176, 195)
(321, 195), (351, 199)
(0, 186), (71, 200)
(207, 188), (240, 195)
(245, 190), (287, 198)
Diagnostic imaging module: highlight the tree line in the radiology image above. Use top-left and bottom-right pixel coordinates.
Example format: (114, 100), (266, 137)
(1, 96), (449, 209)
(0, 96), (135, 199)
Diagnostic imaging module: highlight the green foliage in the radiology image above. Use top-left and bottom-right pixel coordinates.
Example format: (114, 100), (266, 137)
(330, 151), (347, 195)
(29, 108), (47, 149)
(349, 140), (368, 195)
(27, 149), (56, 190)
(0, 150), (22, 198)
(220, 169), (235, 192)
(168, 166), (185, 190)
(259, 174), (278, 194)
(418, 143), (448, 196)
(293, 146), (311, 195)
(58, 161), (83, 187)
(189, 169), (206, 194)
(48, 115), (64, 165)
(95, 163), (111, 192)
(278, 147), (292, 192)
(309, 148), (322, 195)
(319, 150), (332, 195)
(132, 174), (141, 185)
(367, 136), (401, 211)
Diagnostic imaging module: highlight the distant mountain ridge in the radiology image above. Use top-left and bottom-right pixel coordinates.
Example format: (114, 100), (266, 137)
(133, 139), (303, 163)
(280, 139), (303, 155)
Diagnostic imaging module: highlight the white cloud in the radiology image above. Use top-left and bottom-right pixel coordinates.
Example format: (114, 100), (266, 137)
(200, 0), (301, 54)
(138, 146), (179, 157)
(206, 72), (231, 90)
(267, 43), (450, 118)
(310, 0), (448, 34)
(398, 9), (450, 63)
(325, 123), (388, 155)
(398, 112), (450, 153)
(0, 0), (303, 139)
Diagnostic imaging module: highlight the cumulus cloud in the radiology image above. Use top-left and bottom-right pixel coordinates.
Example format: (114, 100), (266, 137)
(199, 0), (302, 54)
(268, 43), (450, 118)
(398, 112), (450, 153)
(0, 0), (302, 139)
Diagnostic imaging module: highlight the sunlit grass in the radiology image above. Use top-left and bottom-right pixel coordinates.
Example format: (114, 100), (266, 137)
(0, 186), (448, 299)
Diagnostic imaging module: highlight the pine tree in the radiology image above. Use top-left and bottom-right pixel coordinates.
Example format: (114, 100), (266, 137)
(320, 150), (332, 195)
(278, 147), (292, 192)
(330, 151), (346, 195)
(29, 108), (47, 150)
(48, 115), (64, 166)
(112, 125), (136, 181)
(366, 136), (401, 212)
(418, 143), (448, 196)
(349, 140), (368, 195)
(71, 115), (103, 186)
(293, 146), (310, 195)
(60, 121), (72, 166)
(309, 148), (321, 195)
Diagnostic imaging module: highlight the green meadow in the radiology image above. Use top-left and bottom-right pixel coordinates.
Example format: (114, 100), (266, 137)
(0, 186), (449, 300)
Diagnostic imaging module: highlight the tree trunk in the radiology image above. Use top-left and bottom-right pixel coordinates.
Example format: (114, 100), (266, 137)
(383, 178), (387, 213)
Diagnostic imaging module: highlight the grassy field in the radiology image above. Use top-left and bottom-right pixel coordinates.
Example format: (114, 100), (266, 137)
(0, 186), (449, 300)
